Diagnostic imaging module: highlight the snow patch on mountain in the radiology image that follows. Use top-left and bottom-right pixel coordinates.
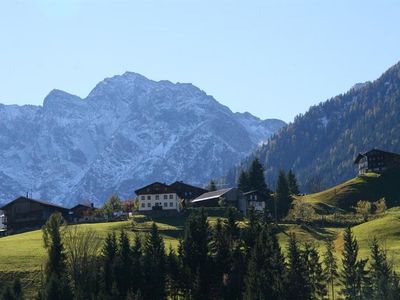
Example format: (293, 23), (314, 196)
(0, 72), (285, 206)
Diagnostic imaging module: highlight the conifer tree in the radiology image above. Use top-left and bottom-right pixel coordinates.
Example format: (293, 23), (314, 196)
(114, 230), (132, 297)
(275, 170), (291, 219)
(41, 213), (72, 300)
(142, 223), (166, 300)
(340, 227), (360, 299)
(42, 213), (67, 278)
(370, 237), (392, 300)
(323, 239), (338, 300)
(102, 232), (118, 293)
(244, 225), (286, 300)
(248, 158), (269, 195)
(131, 234), (143, 294)
(304, 243), (327, 299)
(180, 209), (211, 299)
(287, 169), (300, 195)
(166, 247), (181, 299)
(238, 170), (250, 192)
(286, 234), (311, 300)
(224, 206), (239, 246)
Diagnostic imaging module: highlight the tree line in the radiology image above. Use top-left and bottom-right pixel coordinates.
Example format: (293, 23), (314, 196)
(2, 208), (400, 300)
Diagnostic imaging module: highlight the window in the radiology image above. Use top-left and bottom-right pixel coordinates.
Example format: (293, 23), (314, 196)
(141, 203), (145, 208)
(164, 202), (168, 207)
(169, 202), (173, 207)
(164, 195), (168, 199)
(147, 195), (151, 200)
(141, 196), (145, 200)
(147, 203), (151, 207)
(169, 194), (174, 199)
(155, 195), (159, 200)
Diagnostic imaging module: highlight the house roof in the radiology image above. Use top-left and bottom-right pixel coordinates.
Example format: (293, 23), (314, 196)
(0, 196), (69, 211)
(170, 181), (208, 192)
(70, 203), (95, 210)
(134, 182), (176, 195)
(354, 149), (400, 164)
(191, 188), (233, 203)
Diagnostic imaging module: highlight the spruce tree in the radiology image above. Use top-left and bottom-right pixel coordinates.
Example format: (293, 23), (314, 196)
(238, 170), (250, 192)
(224, 206), (239, 246)
(248, 158), (269, 195)
(304, 243), (327, 299)
(286, 234), (311, 300)
(340, 227), (360, 299)
(142, 223), (166, 300)
(180, 209), (211, 299)
(42, 213), (67, 278)
(114, 230), (132, 297)
(102, 232), (118, 293)
(287, 169), (300, 195)
(166, 247), (181, 298)
(370, 237), (392, 300)
(323, 239), (338, 300)
(131, 234), (143, 294)
(275, 170), (291, 219)
(243, 225), (286, 300)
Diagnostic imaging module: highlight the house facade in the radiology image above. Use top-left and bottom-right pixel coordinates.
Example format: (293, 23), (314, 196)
(0, 196), (69, 232)
(135, 182), (181, 212)
(70, 203), (96, 223)
(354, 149), (400, 175)
(0, 210), (5, 230)
(243, 190), (267, 212)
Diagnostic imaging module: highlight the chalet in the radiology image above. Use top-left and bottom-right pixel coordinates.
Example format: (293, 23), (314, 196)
(70, 203), (96, 222)
(354, 149), (400, 175)
(0, 196), (69, 232)
(135, 182), (181, 212)
(243, 190), (267, 213)
(191, 188), (242, 207)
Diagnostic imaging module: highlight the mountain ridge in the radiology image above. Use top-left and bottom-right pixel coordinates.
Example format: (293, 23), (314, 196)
(0, 72), (286, 206)
(226, 61), (400, 192)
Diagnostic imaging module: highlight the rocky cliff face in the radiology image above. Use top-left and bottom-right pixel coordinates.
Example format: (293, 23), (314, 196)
(0, 72), (285, 206)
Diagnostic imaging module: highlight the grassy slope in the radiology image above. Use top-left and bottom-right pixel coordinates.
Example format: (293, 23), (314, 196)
(2, 209), (400, 294)
(302, 172), (385, 211)
(335, 207), (400, 271)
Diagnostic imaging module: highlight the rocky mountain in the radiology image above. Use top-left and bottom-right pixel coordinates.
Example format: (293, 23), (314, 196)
(226, 61), (400, 192)
(0, 72), (285, 206)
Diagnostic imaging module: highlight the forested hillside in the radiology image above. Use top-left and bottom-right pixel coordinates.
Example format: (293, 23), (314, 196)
(227, 61), (400, 192)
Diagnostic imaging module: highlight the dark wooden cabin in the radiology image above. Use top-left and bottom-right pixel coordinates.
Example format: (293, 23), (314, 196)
(354, 149), (400, 175)
(70, 203), (95, 220)
(0, 196), (69, 232)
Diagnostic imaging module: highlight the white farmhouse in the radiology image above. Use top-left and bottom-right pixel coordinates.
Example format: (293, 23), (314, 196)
(135, 182), (181, 212)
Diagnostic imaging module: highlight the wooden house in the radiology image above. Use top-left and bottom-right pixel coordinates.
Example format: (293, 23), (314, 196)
(0, 196), (69, 232)
(243, 190), (267, 213)
(354, 149), (400, 175)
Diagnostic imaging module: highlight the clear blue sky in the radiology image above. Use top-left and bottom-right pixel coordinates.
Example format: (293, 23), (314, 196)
(1, 0), (399, 122)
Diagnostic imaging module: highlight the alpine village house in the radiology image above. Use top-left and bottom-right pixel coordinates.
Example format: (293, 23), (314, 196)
(135, 181), (208, 213)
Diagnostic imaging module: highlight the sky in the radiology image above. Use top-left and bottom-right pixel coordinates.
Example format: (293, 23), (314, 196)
(0, 0), (399, 122)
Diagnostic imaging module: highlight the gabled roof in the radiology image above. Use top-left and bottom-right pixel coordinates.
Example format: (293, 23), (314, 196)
(191, 188), (233, 203)
(135, 182), (176, 195)
(354, 149), (400, 164)
(170, 181), (208, 192)
(70, 203), (95, 210)
(0, 196), (68, 211)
